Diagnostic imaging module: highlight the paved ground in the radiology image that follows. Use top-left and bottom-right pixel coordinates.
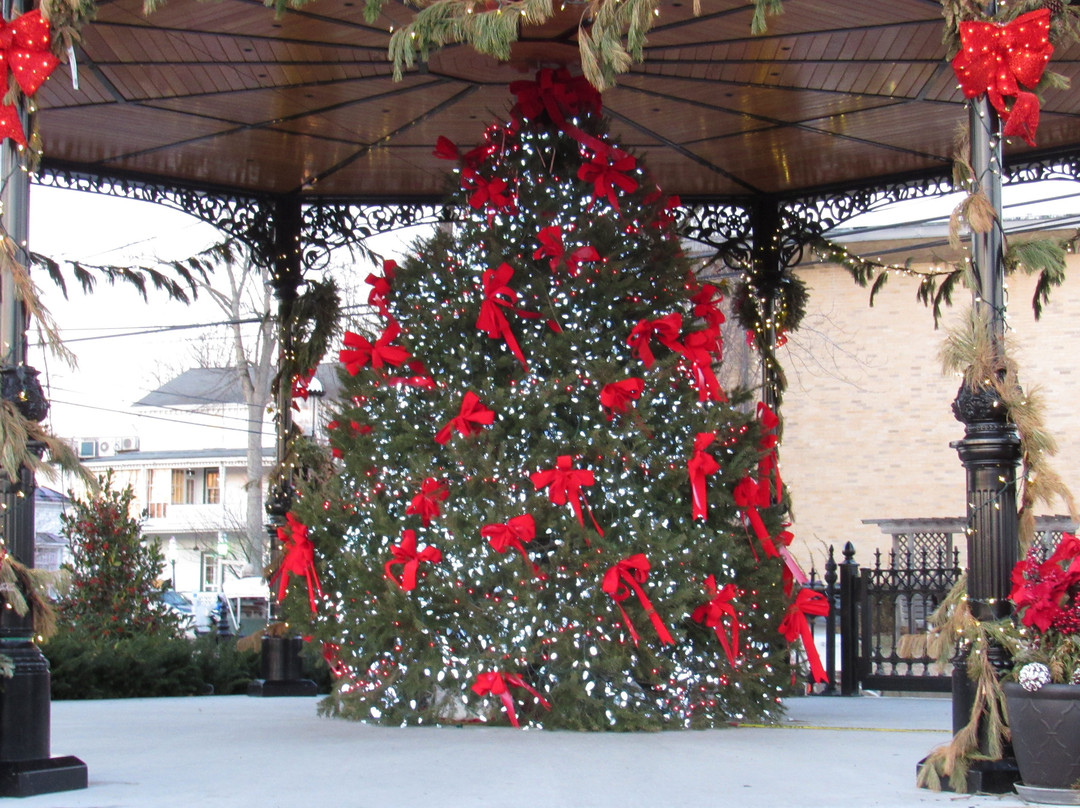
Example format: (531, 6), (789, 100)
(21, 693), (1032, 808)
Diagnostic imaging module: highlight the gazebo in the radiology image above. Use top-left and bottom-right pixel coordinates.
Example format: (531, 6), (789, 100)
(1, 0), (1075, 796)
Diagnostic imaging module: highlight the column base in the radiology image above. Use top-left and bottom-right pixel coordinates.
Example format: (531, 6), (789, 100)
(247, 678), (318, 697)
(0, 755), (87, 797)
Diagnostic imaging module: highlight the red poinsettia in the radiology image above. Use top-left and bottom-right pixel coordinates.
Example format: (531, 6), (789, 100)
(1010, 533), (1080, 635)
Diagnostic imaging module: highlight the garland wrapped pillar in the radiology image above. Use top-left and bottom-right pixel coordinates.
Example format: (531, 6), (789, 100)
(0, 10), (86, 789)
(946, 74), (1021, 796)
(749, 198), (783, 409)
(248, 193), (316, 697)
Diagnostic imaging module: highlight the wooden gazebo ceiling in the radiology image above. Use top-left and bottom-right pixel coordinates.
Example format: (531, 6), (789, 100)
(36, 0), (1080, 202)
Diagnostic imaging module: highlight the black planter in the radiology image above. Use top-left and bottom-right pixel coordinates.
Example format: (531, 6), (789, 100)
(247, 636), (317, 697)
(1004, 682), (1080, 790)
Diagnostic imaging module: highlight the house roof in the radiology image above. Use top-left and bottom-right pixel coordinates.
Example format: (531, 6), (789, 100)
(135, 368), (248, 408)
(79, 447), (275, 468)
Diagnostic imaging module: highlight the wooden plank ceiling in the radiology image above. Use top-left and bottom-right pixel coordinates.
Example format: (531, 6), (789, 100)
(35, 0), (1080, 201)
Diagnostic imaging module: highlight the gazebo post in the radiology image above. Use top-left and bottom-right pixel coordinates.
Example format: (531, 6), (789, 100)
(249, 193), (316, 697)
(946, 77), (1021, 793)
(750, 197), (782, 409)
(0, 29), (87, 791)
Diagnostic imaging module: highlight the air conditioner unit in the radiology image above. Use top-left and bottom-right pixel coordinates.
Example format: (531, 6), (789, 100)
(115, 436), (139, 453)
(97, 440), (115, 457)
(77, 439), (97, 459)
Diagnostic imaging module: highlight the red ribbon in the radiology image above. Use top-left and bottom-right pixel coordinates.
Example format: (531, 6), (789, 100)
(0, 10), (58, 98)
(531, 455), (603, 536)
(533, 226), (600, 277)
(732, 476), (779, 561)
(680, 328), (726, 403)
(472, 671), (551, 728)
(691, 283), (726, 330)
(290, 368), (316, 402)
(952, 9), (1053, 146)
(779, 589), (831, 684)
(365, 259), (396, 321)
(340, 321), (411, 375)
(384, 529), (442, 591)
(475, 263), (540, 371)
(406, 477), (448, 527)
(464, 169), (512, 212)
(627, 313), (683, 369)
(435, 391), (496, 445)
(578, 151), (639, 211)
(688, 432), (721, 521)
(691, 575), (740, 667)
(600, 377), (644, 420)
(270, 512), (323, 613)
(481, 514), (540, 575)
(509, 67), (609, 159)
(757, 402), (782, 507)
(602, 554), (674, 646)
(433, 135), (459, 160)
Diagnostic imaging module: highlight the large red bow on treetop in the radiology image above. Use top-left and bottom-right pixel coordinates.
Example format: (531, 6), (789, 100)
(472, 671), (551, 728)
(0, 10), (59, 98)
(602, 554), (674, 646)
(435, 391), (496, 445)
(757, 402), (783, 507)
(533, 225), (601, 276)
(482, 514), (540, 576)
(365, 259), (396, 321)
(406, 477), (449, 527)
(384, 529), (442, 591)
(600, 377), (645, 420)
(270, 512), (323, 613)
(952, 8), (1053, 146)
(476, 263), (542, 371)
(680, 328), (726, 403)
(509, 67), (608, 156)
(691, 575), (741, 667)
(779, 588), (831, 684)
(627, 313), (683, 369)
(733, 476), (779, 561)
(578, 151), (639, 211)
(531, 454), (603, 536)
(340, 321), (411, 375)
(688, 432), (722, 521)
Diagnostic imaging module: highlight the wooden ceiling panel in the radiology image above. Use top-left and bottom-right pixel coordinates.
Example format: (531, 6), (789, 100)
(812, 101), (959, 162)
(293, 145), (454, 197)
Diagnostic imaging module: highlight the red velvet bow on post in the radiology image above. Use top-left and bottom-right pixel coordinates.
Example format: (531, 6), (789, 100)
(435, 391), (496, 445)
(691, 575), (740, 667)
(732, 476), (779, 561)
(627, 313), (683, 369)
(779, 588), (831, 684)
(472, 671), (551, 728)
(384, 529), (442, 591)
(340, 321), (411, 375)
(531, 455), (603, 536)
(952, 8), (1053, 146)
(481, 514), (540, 576)
(688, 432), (721, 521)
(270, 512), (323, 613)
(602, 554), (674, 646)
(756, 401), (782, 507)
(406, 477), (449, 527)
(578, 151), (639, 211)
(0, 10), (59, 97)
(600, 377), (644, 420)
(476, 263), (539, 371)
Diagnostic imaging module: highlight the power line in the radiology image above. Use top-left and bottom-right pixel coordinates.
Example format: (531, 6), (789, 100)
(47, 397), (273, 438)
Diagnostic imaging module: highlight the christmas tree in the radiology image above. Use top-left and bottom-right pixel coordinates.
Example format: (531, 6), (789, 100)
(283, 68), (820, 729)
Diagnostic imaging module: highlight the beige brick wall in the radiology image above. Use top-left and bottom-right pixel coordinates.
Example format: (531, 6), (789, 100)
(780, 254), (1080, 574)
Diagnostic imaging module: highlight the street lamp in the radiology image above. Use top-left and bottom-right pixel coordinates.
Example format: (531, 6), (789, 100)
(307, 375), (325, 439)
(166, 537), (177, 589)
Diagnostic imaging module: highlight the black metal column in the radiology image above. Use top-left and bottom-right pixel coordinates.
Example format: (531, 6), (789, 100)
(249, 193), (316, 697)
(749, 199), (782, 410)
(0, 28), (87, 790)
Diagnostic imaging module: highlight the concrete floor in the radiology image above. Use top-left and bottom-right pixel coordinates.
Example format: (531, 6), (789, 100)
(18, 693), (1031, 808)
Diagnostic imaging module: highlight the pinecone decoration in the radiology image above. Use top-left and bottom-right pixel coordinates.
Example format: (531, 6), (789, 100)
(1044, 0), (1064, 18)
(1019, 662), (1052, 692)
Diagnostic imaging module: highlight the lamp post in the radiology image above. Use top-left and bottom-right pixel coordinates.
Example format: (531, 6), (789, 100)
(167, 536), (177, 589)
(306, 375), (325, 439)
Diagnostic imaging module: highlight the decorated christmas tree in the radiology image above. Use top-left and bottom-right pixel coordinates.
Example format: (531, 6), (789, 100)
(282, 68), (823, 730)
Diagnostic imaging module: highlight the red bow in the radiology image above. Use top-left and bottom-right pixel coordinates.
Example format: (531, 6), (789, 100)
(406, 477), (449, 527)
(340, 321), (411, 375)
(531, 455), (603, 536)
(482, 514), (540, 575)
(602, 554), (674, 646)
(627, 313), (683, 369)
(779, 589), (831, 684)
(435, 391), (496, 445)
(688, 432), (721, 521)
(680, 328), (726, 403)
(290, 368), (316, 402)
(756, 402), (782, 507)
(365, 259), (396, 321)
(691, 575), (740, 667)
(733, 476), (779, 561)
(691, 283), (726, 330)
(533, 226), (600, 276)
(433, 135), (459, 160)
(472, 671), (551, 728)
(0, 103), (23, 146)
(0, 10), (58, 98)
(464, 170), (512, 212)
(578, 152), (639, 211)
(384, 529), (442, 591)
(476, 263), (538, 371)
(509, 67), (608, 158)
(600, 377), (644, 420)
(952, 9), (1053, 146)
(270, 512), (323, 613)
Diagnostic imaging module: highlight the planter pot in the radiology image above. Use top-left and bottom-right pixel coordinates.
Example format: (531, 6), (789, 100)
(1004, 682), (1080, 790)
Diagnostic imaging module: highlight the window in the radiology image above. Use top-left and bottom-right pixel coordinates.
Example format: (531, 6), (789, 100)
(204, 469), (220, 505)
(146, 469), (168, 518)
(201, 552), (220, 591)
(171, 469), (196, 505)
